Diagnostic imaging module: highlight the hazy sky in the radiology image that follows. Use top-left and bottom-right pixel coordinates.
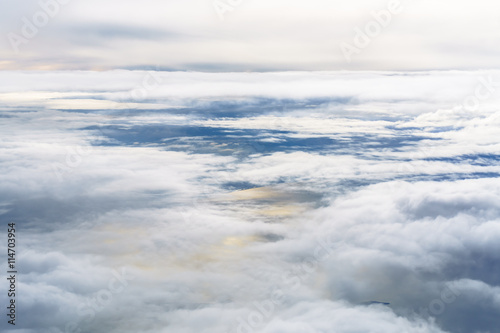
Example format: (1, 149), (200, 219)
(1, 0), (500, 71)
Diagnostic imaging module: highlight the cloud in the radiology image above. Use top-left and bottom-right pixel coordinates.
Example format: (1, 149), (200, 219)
(1, 70), (500, 332)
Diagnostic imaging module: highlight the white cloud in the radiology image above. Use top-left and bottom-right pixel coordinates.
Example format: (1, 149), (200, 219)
(1, 70), (500, 332)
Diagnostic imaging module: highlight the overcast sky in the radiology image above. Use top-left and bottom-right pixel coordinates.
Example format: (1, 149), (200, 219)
(1, 0), (500, 71)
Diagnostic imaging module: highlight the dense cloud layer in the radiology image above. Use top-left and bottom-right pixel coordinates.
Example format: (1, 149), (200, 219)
(1, 71), (500, 333)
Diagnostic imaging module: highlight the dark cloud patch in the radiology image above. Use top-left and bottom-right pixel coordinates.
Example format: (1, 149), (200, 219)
(0, 192), (174, 232)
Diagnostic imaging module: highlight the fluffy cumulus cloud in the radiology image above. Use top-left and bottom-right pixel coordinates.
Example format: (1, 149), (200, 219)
(1, 70), (500, 333)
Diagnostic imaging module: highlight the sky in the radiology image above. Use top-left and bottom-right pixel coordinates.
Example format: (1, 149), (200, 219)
(1, 0), (500, 71)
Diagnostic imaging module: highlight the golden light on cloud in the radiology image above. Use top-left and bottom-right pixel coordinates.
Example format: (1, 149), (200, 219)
(258, 205), (304, 217)
(0, 61), (15, 70)
(227, 187), (279, 201)
(189, 235), (261, 265)
(222, 236), (258, 247)
(210, 185), (314, 220)
(0, 91), (187, 111)
(93, 221), (263, 275)
(89, 185), (310, 279)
